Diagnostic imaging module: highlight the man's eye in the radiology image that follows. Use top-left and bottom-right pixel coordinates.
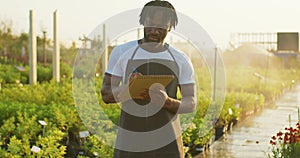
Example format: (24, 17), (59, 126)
(157, 26), (166, 28)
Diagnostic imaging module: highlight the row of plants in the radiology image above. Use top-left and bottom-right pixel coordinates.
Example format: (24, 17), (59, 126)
(0, 79), (115, 157)
(1, 60), (300, 157)
(180, 63), (300, 157)
(1, 25), (299, 156)
(0, 57), (72, 84)
(0, 21), (300, 157)
(226, 67), (300, 101)
(0, 102), (71, 157)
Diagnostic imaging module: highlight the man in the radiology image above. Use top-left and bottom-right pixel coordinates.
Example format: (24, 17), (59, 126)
(101, 1), (196, 157)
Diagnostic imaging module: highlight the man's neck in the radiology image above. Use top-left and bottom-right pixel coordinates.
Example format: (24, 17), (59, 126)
(139, 38), (167, 53)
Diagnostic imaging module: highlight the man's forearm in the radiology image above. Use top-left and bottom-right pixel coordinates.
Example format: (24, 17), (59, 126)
(102, 84), (132, 104)
(163, 96), (196, 114)
(101, 74), (123, 104)
(101, 86), (121, 103)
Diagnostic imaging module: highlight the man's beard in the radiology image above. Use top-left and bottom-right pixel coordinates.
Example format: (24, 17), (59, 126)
(145, 34), (162, 43)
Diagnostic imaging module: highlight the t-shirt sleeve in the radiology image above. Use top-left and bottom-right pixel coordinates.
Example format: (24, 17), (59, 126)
(105, 41), (137, 75)
(106, 46), (120, 75)
(110, 56), (124, 77)
(179, 55), (195, 85)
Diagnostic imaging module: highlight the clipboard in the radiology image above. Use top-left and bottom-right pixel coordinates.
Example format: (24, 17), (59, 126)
(129, 75), (175, 99)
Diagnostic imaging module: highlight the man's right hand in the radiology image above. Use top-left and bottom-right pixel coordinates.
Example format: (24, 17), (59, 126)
(129, 72), (143, 82)
(116, 84), (131, 103)
(117, 72), (143, 102)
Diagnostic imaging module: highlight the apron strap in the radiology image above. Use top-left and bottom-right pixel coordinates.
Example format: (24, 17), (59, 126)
(130, 46), (140, 60)
(130, 41), (177, 62)
(165, 44), (177, 62)
(165, 44), (180, 76)
(129, 42), (180, 80)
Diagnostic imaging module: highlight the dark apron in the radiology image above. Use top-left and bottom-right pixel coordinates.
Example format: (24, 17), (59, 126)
(114, 45), (184, 158)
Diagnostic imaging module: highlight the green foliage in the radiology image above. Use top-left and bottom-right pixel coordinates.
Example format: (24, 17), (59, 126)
(6, 136), (23, 157)
(0, 117), (16, 140)
(0, 32), (299, 157)
(0, 59), (72, 85)
(35, 128), (66, 157)
(0, 22), (28, 60)
(81, 136), (113, 158)
(0, 79), (117, 157)
(226, 66), (300, 102)
(230, 91), (264, 117)
(0, 79), (74, 105)
(0, 64), (20, 84)
(0, 20), (112, 157)
(0, 105), (68, 157)
(14, 112), (40, 141)
(181, 90), (213, 156)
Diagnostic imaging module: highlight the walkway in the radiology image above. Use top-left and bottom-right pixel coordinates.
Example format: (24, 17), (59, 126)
(195, 84), (300, 158)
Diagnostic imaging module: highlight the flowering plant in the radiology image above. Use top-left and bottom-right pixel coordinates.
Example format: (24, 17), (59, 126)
(269, 123), (300, 158)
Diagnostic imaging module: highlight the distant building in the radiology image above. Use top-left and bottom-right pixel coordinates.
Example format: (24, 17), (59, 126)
(222, 44), (281, 68)
(229, 32), (299, 68)
(230, 32), (299, 53)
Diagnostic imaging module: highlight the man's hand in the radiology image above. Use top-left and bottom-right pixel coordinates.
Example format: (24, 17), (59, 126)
(116, 84), (131, 103)
(148, 83), (169, 107)
(148, 83), (196, 114)
(129, 72), (143, 81)
(118, 72), (143, 103)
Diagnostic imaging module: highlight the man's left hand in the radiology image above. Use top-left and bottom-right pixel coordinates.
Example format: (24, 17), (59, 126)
(148, 83), (168, 107)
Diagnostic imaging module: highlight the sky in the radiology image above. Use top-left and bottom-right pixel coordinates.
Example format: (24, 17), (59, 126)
(0, 0), (299, 48)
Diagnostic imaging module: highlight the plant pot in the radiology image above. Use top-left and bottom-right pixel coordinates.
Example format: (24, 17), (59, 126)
(232, 118), (239, 126)
(215, 126), (225, 141)
(227, 122), (234, 132)
(189, 145), (204, 157)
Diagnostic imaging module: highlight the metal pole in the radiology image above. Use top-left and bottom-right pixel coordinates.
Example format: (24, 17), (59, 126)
(296, 107), (300, 123)
(102, 24), (108, 75)
(53, 10), (60, 82)
(29, 10), (37, 85)
(42, 125), (45, 137)
(213, 47), (217, 101)
(43, 31), (47, 65)
(289, 114), (291, 127)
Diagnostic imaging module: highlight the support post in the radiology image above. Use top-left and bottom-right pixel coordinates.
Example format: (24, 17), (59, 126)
(43, 31), (47, 65)
(29, 10), (37, 85)
(53, 10), (60, 82)
(102, 24), (108, 75)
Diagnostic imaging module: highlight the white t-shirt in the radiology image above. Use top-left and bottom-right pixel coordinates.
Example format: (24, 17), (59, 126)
(106, 40), (138, 75)
(108, 41), (195, 85)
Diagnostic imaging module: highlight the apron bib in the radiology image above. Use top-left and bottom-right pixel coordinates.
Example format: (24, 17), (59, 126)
(114, 44), (184, 158)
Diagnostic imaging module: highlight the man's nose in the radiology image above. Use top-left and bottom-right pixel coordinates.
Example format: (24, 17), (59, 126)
(149, 27), (159, 34)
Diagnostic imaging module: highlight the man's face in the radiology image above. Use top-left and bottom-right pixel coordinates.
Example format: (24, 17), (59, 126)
(143, 11), (171, 43)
